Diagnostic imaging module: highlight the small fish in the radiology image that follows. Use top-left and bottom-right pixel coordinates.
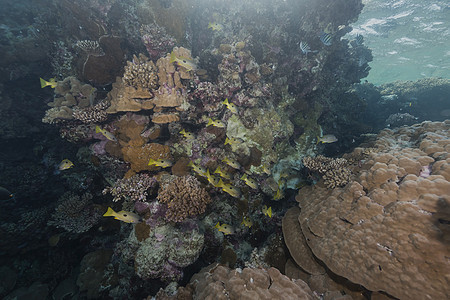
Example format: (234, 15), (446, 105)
(95, 126), (117, 142)
(300, 41), (314, 55)
(40, 77), (57, 88)
(224, 137), (243, 146)
(262, 205), (272, 218)
(58, 159), (74, 171)
(180, 129), (195, 139)
(148, 158), (173, 168)
(241, 216), (253, 228)
(214, 166), (231, 180)
(206, 118), (226, 128)
(0, 187), (14, 201)
(103, 207), (142, 224)
(355, 34), (364, 46)
(169, 51), (197, 71)
(240, 174), (258, 189)
(222, 98), (238, 114)
(188, 161), (208, 177)
(217, 179), (242, 198)
(222, 157), (241, 169)
(48, 233), (62, 247)
(273, 188), (283, 200)
(262, 163), (271, 175)
(319, 31), (332, 46)
(215, 222), (234, 235)
(208, 22), (223, 31)
(317, 134), (338, 144)
(205, 169), (221, 187)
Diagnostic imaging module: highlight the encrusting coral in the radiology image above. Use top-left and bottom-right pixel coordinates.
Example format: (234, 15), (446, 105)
(287, 120), (450, 299)
(157, 175), (211, 222)
(102, 173), (157, 202)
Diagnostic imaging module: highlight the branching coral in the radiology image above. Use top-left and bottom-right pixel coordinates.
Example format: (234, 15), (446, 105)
(122, 54), (158, 90)
(72, 100), (109, 124)
(303, 155), (351, 188)
(102, 173), (157, 202)
(157, 175), (211, 222)
(48, 192), (100, 233)
(288, 120), (450, 299)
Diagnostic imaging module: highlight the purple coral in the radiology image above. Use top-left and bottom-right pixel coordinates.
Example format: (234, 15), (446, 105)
(103, 173), (157, 202)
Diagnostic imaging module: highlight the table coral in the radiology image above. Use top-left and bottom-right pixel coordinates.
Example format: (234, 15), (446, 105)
(157, 175), (211, 222)
(288, 120), (450, 299)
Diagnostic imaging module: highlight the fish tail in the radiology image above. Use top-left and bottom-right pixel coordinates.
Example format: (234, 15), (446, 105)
(180, 129), (186, 135)
(240, 174), (247, 180)
(316, 136), (320, 144)
(224, 137), (230, 145)
(206, 118), (214, 127)
(222, 98), (229, 105)
(188, 161), (194, 167)
(103, 207), (116, 217)
(214, 222), (220, 228)
(169, 51), (176, 63)
(40, 77), (48, 88)
(148, 158), (155, 166)
(268, 207), (272, 218)
(96, 126), (102, 133)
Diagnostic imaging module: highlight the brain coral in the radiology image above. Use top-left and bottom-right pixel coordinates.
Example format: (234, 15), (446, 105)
(291, 120), (450, 299)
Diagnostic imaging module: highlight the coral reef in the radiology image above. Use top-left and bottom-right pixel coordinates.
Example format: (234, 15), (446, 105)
(122, 54), (158, 90)
(287, 121), (450, 299)
(133, 223), (204, 282)
(385, 112), (418, 128)
(154, 264), (314, 299)
(157, 175), (211, 222)
(102, 173), (157, 203)
(140, 23), (176, 60)
(303, 155), (351, 188)
(72, 100), (110, 124)
(48, 192), (101, 234)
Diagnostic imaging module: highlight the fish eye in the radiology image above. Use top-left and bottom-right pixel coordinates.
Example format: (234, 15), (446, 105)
(123, 214), (128, 217)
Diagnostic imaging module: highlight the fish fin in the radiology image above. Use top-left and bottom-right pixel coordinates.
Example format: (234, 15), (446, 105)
(40, 78), (48, 88)
(268, 207), (272, 218)
(103, 207), (116, 217)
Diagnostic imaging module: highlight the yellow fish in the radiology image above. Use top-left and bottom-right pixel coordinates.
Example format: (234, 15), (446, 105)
(58, 159), (74, 171)
(95, 126), (117, 142)
(240, 174), (258, 189)
(206, 118), (226, 128)
(188, 161), (207, 177)
(208, 22), (223, 31)
(205, 169), (220, 187)
(222, 98), (238, 114)
(148, 158), (173, 168)
(224, 137), (243, 146)
(217, 179), (242, 198)
(241, 216), (253, 228)
(222, 157), (241, 169)
(262, 205), (272, 218)
(170, 51), (197, 71)
(316, 134), (338, 144)
(214, 166), (231, 180)
(273, 188), (283, 200)
(103, 207), (142, 224)
(40, 77), (57, 88)
(215, 222), (234, 235)
(180, 129), (195, 139)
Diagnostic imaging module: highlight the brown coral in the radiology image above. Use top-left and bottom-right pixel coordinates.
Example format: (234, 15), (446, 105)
(157, 175), (211, 222)
(287, 120), (450, 299)
(156, 264), (314, 300)
(72, 100), (109, 124)
(106, 77), (155, 114)
(303, 155), (351, 188)
(122, 54), (158, 90)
